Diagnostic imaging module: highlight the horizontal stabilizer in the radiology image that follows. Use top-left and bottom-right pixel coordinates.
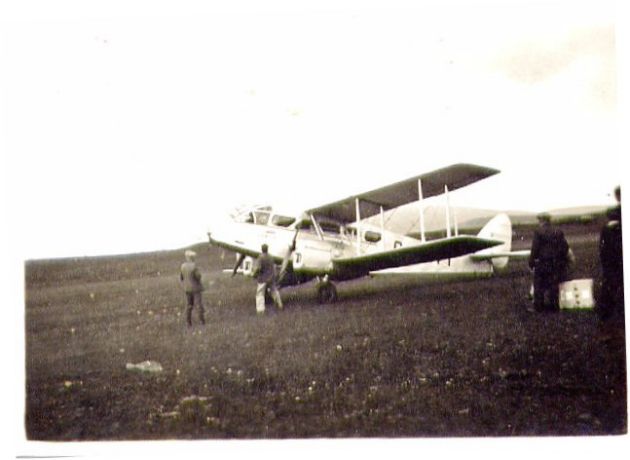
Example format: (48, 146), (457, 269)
(332, 235), (503, 280)
(470, 250), (530, 261)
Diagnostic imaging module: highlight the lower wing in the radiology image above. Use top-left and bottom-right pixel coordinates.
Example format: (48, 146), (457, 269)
(331, 235), (504, 280)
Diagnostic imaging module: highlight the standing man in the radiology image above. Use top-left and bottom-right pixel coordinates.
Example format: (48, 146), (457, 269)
(180, 249), (206, 327)
(598, 186), (623, 323)
(252, 244), (283, 314)
(529, 212), (570, 312)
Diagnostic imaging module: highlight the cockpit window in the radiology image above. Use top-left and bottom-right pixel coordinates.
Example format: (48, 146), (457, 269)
(232, 205), (274, 224)
(232, 210), (254, 223)
(298, 220), (313, 232)
(271, 215), (296, 227)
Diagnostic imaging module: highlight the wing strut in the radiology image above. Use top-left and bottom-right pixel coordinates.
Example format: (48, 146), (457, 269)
(309, 213), (325, 241)
(445, 185), (452, 238)
(379, 205), (385, 251)
(355, 197), (361, 255)
(443, 184), (459, 236)
(418, 179), (426, 242)
(453, 201), (459, 236)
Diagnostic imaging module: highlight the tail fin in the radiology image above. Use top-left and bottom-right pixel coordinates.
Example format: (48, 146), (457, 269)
(474, 213), (512, 270)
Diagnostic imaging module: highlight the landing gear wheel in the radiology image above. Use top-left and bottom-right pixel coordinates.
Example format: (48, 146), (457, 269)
(317, 282), (338, 304)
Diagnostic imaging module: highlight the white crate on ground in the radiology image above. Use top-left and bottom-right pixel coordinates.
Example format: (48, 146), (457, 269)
(559, 278), (595, 310)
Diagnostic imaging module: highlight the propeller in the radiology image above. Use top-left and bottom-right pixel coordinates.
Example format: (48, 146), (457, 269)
(278, 226), (299, 284)
(231, 253), (246, 277)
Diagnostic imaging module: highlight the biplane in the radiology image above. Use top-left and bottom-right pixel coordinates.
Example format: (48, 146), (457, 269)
(208, 163), (506, 303)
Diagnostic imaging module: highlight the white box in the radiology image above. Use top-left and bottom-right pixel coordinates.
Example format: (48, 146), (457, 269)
(559, 278), (595, 310)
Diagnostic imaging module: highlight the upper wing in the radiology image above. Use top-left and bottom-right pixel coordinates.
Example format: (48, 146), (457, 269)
(331, 235), (504, 280)
(307, 163), (499, 223)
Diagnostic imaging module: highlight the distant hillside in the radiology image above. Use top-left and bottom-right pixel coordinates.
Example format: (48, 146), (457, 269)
(546, 205), (611, 220)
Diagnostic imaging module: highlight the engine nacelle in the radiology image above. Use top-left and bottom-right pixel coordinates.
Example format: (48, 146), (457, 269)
(292, 244), (333, 274)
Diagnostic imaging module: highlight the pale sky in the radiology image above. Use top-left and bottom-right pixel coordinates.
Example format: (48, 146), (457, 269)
(1, 0), (624, 259)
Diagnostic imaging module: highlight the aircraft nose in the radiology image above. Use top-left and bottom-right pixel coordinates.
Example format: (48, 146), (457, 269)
(207, 219), (234, 246)
(207, 225), (220, 244)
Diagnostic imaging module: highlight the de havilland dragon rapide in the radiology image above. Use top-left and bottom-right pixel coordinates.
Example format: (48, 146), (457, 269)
(208, 163), (526, 303)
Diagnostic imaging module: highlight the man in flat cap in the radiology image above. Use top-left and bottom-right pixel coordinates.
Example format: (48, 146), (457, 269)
(180, 249), (206, 327)
(529, 212), (570, 312)
(252, 244), (283, 314)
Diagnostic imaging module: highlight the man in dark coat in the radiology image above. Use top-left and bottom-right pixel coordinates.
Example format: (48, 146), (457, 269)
(598, 186), (623, 322)
(180, 250), (206, 327)
(252, 244), (283, 314)
(529, 212), (570, 311)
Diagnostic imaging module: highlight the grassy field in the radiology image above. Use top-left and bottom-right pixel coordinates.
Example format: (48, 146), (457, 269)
(24, 223), (627, 439)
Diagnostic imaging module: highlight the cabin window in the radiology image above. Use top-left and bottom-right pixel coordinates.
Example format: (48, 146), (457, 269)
(320, 221), (341, 235)
(364, 231), (381, 243)
(254, 211), (270, 225)
(394, 240), (402, 248)
(271, 215), (296, 227)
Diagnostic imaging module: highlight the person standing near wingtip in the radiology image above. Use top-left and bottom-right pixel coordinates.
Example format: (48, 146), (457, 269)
(252, 244), (283, 314)
(529, 212), (570, 312)
(598, 186), (623, 325)
(180, 249), (206, 327)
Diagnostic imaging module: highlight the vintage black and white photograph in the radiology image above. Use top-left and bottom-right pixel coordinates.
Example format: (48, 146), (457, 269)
(3, 0), (627, 458)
